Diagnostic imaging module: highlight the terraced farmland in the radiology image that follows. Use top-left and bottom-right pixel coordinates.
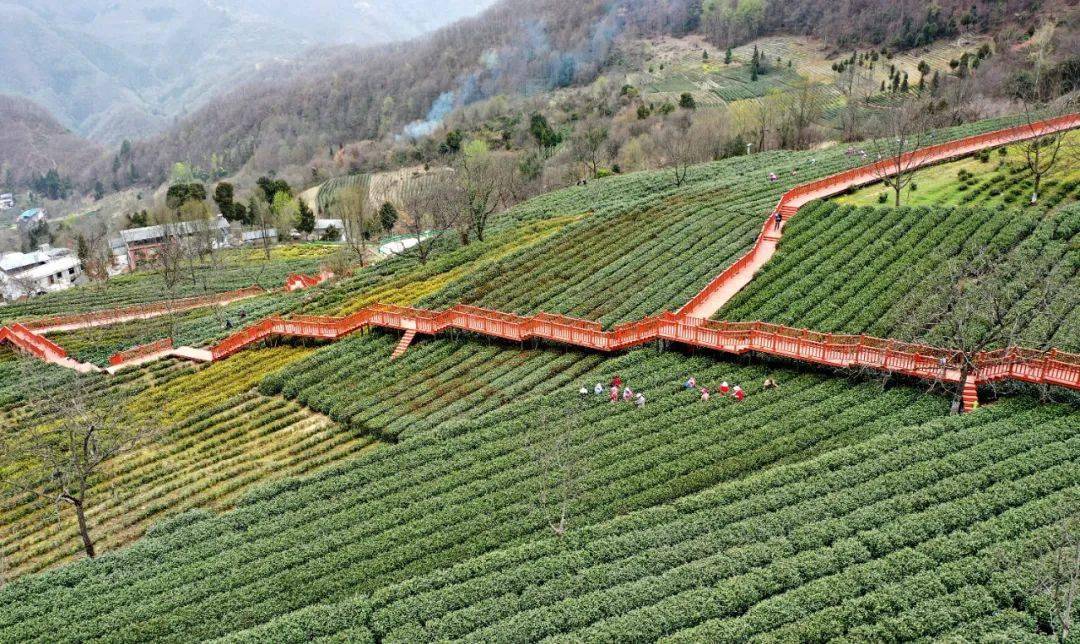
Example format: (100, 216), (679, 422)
(0, 112), (1075, 642)
(720, 201), (1080, 352)
(0, 246), (328, 324)
(0, 348), (376, 578)
(0, 350), (962, 641)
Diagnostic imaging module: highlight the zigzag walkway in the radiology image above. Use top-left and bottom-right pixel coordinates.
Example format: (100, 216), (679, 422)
(2, 115), (1079, 410)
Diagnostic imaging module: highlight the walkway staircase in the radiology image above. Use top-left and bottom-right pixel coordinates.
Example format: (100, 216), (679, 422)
(3, 114), (1079, 413)
(391, 329), (417, 360)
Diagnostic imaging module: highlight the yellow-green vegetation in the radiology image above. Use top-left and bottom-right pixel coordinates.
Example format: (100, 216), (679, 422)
(633, 34), (991, 113)
(311, 215), (579, 315)
(242, 243), (338, 262)
(0, 349), (378, 578)
(838, 132), (1080, 211)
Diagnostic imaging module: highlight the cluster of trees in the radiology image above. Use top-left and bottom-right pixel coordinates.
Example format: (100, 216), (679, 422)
(30, 170), (73, 201)
(700, 0), (1008, 51)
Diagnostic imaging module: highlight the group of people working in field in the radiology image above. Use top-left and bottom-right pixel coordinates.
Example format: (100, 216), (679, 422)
(579, 374), (780, 408)
(580, 374), (646, 408)
(687, 375), (779, 402)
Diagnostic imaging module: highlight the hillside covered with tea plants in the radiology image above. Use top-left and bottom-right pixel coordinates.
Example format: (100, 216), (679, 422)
(0, 112), (1076, 641)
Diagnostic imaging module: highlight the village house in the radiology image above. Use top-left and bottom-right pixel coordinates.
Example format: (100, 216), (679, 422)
(16, 207), (46, 231)
(0, 244), (83, 302)
(117, 216), (231, 268)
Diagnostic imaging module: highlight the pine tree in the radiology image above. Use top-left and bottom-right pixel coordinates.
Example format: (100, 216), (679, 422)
(724, 47), (732, 64)
(296, 199), (316, 237)
(378, 202), (399, 232)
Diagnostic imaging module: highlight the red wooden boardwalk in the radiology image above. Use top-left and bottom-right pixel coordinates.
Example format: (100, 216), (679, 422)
(3, 114), (1080, 411)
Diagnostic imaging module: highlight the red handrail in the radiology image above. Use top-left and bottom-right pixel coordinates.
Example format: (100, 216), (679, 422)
(108, 338), (174, 366)
(5, 114), (1080, 408)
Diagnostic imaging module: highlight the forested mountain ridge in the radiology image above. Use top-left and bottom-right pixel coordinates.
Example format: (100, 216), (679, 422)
(95, 0), (703, 188)
(98, 0), (1072, 193)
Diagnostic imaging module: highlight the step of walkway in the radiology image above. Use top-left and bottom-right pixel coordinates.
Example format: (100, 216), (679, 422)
(680, 237), (779, 319)
(390, 329), (417, 360)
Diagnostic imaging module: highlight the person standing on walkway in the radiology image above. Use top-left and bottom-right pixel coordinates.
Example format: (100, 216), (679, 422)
(774, 211), (783, 230)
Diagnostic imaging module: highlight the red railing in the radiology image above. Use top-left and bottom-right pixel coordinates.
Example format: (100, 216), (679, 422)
(284, 272), (333, 292)
(0, 323), (68, 360)
(206, 303), (1080, 393)
(108, 338), (174, 366)
(678, 112), (1080, 318)
(6, 115), (1080, 408)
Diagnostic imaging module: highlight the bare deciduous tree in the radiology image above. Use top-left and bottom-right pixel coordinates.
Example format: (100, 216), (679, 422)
(835, 57), (873, 141)
(451, 141), (508, 244)
(750, 91), (780, 152)
(898, 247), (1072, 410)
(780, 78), (825, 150)
(333, 180), (375, 267)
(1017, 51), (1070, 205)
(523, 404), (591, 538)
(654, 111), (698, 187)
(571, 118), (609, 179)
(1031, 517), (1080, 642)
(0, 363), (161, 559)
(399, 172), (454, 265)
(869, 98), (931, 207)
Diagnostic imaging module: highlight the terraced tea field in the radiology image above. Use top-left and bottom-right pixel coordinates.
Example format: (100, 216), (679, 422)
(0, 113), (1075, 642)
(720, 201), (1080, 352)
(0, 348), (377, 578)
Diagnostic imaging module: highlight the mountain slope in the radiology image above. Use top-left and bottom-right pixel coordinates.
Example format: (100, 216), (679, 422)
(0, 0), (495, 144)
(111, 0), (698, 186)
(0, 94), (103, 189)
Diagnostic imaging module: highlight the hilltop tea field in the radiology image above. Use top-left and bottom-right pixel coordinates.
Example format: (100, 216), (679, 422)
(0, 113), (1076, 642)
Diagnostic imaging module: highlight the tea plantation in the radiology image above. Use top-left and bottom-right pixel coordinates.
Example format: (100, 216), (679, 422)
(0, 113), (1075, 641)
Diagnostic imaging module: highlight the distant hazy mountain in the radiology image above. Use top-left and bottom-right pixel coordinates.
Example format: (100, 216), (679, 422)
(0, 0), (495, 144)
(0, 94), (103, 190)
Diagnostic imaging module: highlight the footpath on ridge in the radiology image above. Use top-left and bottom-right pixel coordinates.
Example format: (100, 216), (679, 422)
(2, 115), (1078, 410)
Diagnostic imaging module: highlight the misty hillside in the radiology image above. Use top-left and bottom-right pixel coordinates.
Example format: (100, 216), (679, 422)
(0, 0), (495, 144)
(0, 94), (103, 191)
(110, 0), (696, 187)
(104, 0), (1067, 190)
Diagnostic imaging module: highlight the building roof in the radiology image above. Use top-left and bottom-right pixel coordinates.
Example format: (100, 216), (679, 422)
(121, 216), (230, 244)
(18, 255), (80, 281)
(314, 218), (343, 230)
(19, 208), (44, 221)
(0, 246), (72, 273)
(242, 228), (277, 241)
